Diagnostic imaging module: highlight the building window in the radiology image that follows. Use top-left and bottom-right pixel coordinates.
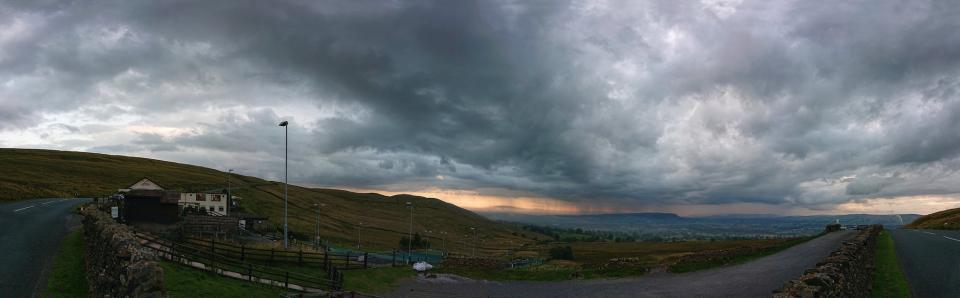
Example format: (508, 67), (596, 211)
(219, 206), (224, 211)
(197, 194), (205, 201)
(212, 194), (221, 202)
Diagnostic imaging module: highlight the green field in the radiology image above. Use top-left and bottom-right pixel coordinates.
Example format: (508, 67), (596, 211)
(0, 148), (544, 254)
(45, 229), (89, 298)
(435, 236), (811, 281)
(872, 231), (911, 298)
(160, 261), (286, 298)
(669, 236), (814, 273)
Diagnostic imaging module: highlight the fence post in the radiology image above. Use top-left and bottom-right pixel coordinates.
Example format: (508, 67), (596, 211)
(364, 252), (368, 268)
(299, 248), (303, 265)
(346, 252), (351, 268)
(271, 248), (275, 262)
(323, 249), (329, 269)
(247, 264), (252, 281)
(284, 271), (289, 288)
(240, 244), (245, 261)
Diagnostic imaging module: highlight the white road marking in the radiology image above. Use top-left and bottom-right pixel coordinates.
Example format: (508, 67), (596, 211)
(40, 200), (57, 206)
(13, 205), (35, 212)
(924, 231), (936, 235)
(944, 236), (960, 242)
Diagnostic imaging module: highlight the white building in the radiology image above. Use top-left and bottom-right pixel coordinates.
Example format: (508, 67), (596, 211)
(179, 192), (229, 216)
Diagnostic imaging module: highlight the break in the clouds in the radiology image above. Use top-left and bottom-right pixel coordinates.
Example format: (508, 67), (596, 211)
(2, 0), (960, 214)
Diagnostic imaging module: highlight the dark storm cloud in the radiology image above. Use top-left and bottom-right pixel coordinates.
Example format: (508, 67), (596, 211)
(3, 0), (960, 210)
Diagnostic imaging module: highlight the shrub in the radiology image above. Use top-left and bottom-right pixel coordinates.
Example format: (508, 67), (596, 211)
(549, 246), (574, 260)
(399, 233), (431, 250)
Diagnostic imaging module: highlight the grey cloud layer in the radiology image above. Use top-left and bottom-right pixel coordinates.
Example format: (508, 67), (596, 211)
(2, 0), (960, 209)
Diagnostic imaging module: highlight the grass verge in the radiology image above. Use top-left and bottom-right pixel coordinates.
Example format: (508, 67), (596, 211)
(669, 235), (816, 273)
(160, 261), (286, 298)
(872, 230), (911, 298)
(45, 229), (88, 298)
(342, 267), (417, 294)
(437, 260), (649, 282)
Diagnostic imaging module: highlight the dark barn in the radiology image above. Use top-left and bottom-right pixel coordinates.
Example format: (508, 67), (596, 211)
(122, 190), (179, 224)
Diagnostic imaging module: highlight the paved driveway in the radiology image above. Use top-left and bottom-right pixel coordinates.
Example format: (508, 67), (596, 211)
(387, 230), (855, 298)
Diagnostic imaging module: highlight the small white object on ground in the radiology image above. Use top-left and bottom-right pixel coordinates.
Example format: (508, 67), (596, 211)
(413, 261), (434, 272)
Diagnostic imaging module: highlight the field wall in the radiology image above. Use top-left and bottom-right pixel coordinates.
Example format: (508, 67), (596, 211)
(773, 225), (882, 298)
(81, 207), (166, 297)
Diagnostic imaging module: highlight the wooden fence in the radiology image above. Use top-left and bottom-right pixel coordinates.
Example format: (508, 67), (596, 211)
(180, 237), (370, 270)
(135, 232), (344, 291)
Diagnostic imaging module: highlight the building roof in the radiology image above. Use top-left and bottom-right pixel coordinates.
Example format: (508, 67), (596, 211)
(127, 178), (165, 191)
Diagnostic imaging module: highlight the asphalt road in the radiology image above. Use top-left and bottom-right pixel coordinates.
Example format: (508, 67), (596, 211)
(890, 229), (960, 298)
(387, 230), (855, 298)
(0, 198), (88, 298)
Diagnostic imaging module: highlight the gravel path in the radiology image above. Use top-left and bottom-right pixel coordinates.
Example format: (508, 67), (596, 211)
(386, 230), (855, 298)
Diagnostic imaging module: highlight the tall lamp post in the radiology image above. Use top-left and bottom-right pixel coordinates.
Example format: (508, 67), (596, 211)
(279, 120), (289, 249)
(406, 201), (414, 251)
(227, 169), (233, 212)
(440, 231), (447, 255)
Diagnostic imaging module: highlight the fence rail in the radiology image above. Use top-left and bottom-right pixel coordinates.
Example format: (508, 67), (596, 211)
(135, 232), (344, 291)
(179, 237), (370, 270)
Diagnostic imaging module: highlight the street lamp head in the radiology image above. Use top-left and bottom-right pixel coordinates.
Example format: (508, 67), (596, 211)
(279, 120), (289, 127)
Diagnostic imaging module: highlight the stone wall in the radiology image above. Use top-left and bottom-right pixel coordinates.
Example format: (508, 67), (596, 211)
(773, 225), (882, 298)
(81, 207), (166, 297)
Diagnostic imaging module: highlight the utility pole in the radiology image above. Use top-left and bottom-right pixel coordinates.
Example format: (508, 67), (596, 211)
(314, 203), (322, 250)
(471, 227), (477, 257)
(357, 222), (363, 250)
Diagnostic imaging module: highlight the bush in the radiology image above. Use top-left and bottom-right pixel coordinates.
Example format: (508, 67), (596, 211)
(399, 233), (431, 250)
(549, 246), (574, 260)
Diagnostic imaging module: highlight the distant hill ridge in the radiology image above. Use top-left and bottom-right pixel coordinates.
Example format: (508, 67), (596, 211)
(558, 212), (682, 220)
(906, 207), (960, 230)
(0, 148), (540, 252)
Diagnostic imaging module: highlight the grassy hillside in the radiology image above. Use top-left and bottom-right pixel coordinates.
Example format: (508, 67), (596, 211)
(0, 148), (542, 254)
(905, 207), (960, 230)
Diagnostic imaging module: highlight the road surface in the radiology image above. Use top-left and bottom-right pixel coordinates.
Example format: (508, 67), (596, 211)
(0, 198), (88, 298)
(387, 230), (855, 298)
(890, 229), (960, 298)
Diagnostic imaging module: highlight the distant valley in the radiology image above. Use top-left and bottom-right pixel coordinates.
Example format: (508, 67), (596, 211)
(485, 212), (921, 240)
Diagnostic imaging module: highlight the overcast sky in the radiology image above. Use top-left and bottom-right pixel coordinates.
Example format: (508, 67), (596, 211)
(2, 0), (960, 215)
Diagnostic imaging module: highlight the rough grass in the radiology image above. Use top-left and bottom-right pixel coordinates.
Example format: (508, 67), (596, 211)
(905, 207), (960, 230)
(0, 148), (544, 253)
(342, 267), (417, 294)
(669, 236), (815, 273)
(45, 229), (88, 298)
(436, 236), (812, 281)
(872, 231), (911, 298)
(160, 261), (286, 298)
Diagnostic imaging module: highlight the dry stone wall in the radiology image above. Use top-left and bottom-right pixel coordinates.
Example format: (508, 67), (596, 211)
(773, 225), (882, 298)
(81, 207), (166, 298)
